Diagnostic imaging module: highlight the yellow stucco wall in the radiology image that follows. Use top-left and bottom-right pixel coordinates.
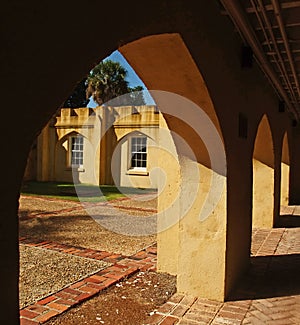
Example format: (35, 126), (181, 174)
(177, 162), (227, 300)
(281, 133), (290, 206)
(253, 159), (274, 228)
(113, 106), (160, 188)
(35, 105), (164, 188)
(119, 34), (229, 300)
(281, 163), (289, 206)
(253, 115), (274, 228)
(40, 108), (102, 185)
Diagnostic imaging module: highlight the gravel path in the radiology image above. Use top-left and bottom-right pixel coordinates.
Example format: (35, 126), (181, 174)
(19, 195), (157, 256)
(111, 193), (157, 211)
(19, 196), (80, 217)
(18, 194), (158, 312)
(85, 205), (157, 236)
(19, 244), (110, 308)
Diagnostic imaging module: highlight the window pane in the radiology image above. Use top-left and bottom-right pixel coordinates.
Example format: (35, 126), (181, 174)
(71, 136), (84, 166)
(130, 137), (147, 169)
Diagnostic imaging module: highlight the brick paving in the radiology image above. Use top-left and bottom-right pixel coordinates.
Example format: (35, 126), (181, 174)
(144, 216), (300, 324)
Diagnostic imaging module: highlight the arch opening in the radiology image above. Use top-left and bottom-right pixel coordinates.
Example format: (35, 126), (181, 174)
(280, 132), (290, 208)
(252, 114), (275, 228)
(21, 31), (230, 304)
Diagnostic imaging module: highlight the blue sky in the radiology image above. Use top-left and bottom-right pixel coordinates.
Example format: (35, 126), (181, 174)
(106, 51), (145, 88)
(88, 50), (155, 107)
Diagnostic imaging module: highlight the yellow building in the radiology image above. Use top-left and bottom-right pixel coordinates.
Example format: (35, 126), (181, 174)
(24, 105), (163, 189)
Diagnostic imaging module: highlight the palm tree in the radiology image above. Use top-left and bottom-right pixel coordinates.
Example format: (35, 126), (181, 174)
(64, 60), (146, 108)
(86, 60), (144, 106)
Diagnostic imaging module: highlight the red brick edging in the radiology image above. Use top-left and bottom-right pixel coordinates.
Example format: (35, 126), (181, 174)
(19, 238), (157, 324)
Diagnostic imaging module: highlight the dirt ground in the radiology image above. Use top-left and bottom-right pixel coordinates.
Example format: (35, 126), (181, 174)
(19, 194), (176, 324)
(45, 271), (176, 325)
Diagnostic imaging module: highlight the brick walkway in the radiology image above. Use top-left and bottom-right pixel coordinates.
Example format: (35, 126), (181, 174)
(145, 223), (300, 324)
(19, 238), (156, 324)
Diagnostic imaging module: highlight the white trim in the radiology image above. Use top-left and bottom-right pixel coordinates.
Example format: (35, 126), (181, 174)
(68, 135), (84, 168)
(127, 135), (148, 172)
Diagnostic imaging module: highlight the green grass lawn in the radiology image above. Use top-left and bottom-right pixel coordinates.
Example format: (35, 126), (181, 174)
(20, 181), (156, 202)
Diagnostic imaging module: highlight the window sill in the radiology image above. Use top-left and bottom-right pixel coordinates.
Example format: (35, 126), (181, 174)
(126, 169), (149, 176)
(66, 167), (85, 172)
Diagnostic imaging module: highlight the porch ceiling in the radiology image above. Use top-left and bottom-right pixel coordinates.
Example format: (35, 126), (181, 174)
(220, 0), (300, 120)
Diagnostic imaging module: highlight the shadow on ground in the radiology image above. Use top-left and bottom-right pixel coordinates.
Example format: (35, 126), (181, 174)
(228, 253), (300, 301)
(19, 212), (156, 256)
(276, 214), (300, 228)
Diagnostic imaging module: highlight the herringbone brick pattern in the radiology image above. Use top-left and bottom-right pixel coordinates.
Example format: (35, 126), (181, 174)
(242, 296), (298, 324)
(145, 221), (300, 325)
(241, 225), (300, 325)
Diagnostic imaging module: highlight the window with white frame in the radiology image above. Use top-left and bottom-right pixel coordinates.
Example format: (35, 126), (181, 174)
(129, 136), (147, 169)
(70, 135), (84, 167)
